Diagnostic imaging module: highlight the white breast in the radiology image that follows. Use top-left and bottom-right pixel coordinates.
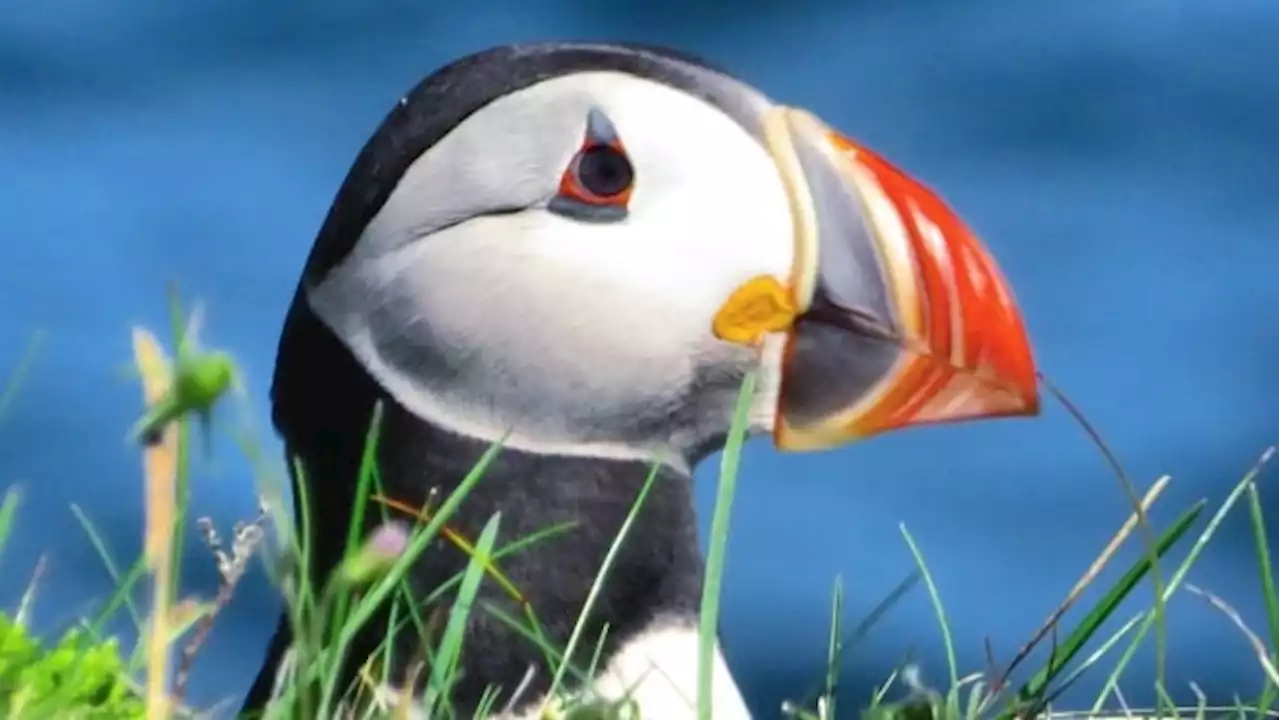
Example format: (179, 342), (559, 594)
(363, 618), (753, 720)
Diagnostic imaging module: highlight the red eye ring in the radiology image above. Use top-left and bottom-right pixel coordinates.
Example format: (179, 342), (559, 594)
(557, 140), (634, 207)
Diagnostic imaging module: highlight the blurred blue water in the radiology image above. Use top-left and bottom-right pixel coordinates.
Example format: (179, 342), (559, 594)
(1, 1), (1276, 716)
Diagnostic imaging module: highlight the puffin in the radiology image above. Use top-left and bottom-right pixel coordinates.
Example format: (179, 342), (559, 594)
(241, 41), (1040, 720)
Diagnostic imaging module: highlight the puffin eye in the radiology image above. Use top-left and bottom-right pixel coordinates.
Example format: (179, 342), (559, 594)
(549, 109), (634, 222)
(573, 144), (634, 199)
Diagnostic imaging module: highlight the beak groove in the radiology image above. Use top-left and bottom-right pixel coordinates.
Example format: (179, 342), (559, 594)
(759, 107), (1040, 451)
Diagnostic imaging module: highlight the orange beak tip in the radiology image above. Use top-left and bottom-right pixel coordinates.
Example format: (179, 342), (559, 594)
(764, 107), (1043, 452)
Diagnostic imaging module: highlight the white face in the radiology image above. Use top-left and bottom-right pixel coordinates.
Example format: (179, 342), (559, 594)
(309, 71), (795, 470)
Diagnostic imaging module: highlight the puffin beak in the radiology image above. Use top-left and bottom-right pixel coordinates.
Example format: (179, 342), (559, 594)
(717, 107), (1040, 451)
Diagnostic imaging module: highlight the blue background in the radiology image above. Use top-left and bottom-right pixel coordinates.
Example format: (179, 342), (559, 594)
(1, 1), (1276, 716)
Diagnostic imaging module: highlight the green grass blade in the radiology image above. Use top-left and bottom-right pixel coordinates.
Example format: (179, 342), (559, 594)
(899, 523), (959, 719)
(70, 503), (146, 633)
(301, 442), (499, 719)
(869, 668), (900, 708)
(351, 517), (581, 703)
(473, 684), (503, 720)
(587, 624), (612, 681)
(1156, 681), (1178, 717)
(165, 284), (193, 612)
(469, 616), (596, 714)
(1092, 450), (1274, 714)
(281, 456), (321, 719)
(1192, 684), (1210, 720)
(1013, 499), (1204, 710)
(520, 603), (557, 682)
(0, 487), (19, 562)
(0, 331), (43, 423)
(698, 370), (755, 720)
(337, 439), (502, 647)
(345, 402), (385, 565)
(964, 677), (988, 720)
(369, 463), (431, 672)
(290, 457), (319, 631)
(823, 575), (844, 720)
(1037, 611), (1143, 709)
(795, 570), (920, 712)
(480, 600), (593, 688)
(379, 599), (401, 695)
(546, 461), (662, 704)
(326, 402), (385, 663)
(1247, 475), (1280, 717)
(428, 511), (503, 714)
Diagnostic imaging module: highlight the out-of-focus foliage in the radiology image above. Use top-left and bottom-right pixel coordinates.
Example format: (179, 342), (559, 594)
(0, 613), (145, 719)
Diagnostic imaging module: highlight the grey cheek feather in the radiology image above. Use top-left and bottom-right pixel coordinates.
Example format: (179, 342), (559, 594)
(348, 112), (581, 264)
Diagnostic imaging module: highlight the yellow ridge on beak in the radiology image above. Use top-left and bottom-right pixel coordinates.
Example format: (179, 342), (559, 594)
(717, 106), (1041, 452)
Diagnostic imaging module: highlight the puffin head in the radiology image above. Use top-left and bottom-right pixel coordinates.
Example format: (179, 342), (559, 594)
(282, 42), (1039, 473)
(253, 42), (1044, 719)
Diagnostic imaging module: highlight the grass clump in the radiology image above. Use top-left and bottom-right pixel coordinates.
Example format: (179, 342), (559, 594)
(0, 287), (1277, 720)
(0, 603), (144, 719)
(0, 488), (148, 720)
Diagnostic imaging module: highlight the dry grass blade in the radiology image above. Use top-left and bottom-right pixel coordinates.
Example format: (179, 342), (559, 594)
(392, 664), (420, 720)
(999, 475), (1169, 686)
(371, 493), (526, 606)
(0, 331), (43, 423)
(173, 512), (268, 702)
(15, 554), (48, 627)
(1037, 374), (1170, 687)
(1062, 477), (1170, 603)
(133, 326), (179, 720)
(1185, 585), (1280, 686)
